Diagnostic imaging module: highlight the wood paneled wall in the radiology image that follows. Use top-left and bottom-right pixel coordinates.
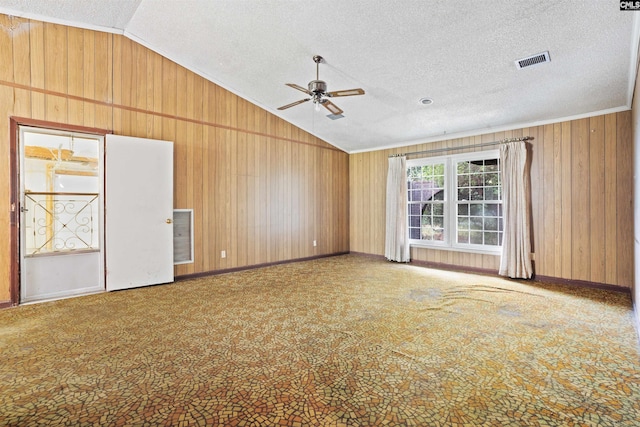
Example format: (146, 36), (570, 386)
(0, 16), (349, 303)
(350, 112), (633, 288)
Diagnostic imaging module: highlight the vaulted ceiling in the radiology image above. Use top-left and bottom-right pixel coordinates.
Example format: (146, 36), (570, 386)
(0, 0), (637, 153)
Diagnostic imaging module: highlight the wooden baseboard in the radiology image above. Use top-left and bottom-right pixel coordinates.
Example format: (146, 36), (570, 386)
(175, 252), (350, 281)
(348, 251), (631, 294)
(0, 300), (14, 309)
(348, 251), (499, 277)
(534, 275), (631, 294)
(409, 258), (498, 277)
(347, 251), (386, 261)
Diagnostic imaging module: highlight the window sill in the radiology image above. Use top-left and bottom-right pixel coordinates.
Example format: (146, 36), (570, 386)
(409, 242), (501, 256)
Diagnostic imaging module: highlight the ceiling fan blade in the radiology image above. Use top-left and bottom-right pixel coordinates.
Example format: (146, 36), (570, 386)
(321, 100), (344, 115)
(278, 98), (310, 110)
(285, 83), (311, 95)
(327, 88), (365, 97)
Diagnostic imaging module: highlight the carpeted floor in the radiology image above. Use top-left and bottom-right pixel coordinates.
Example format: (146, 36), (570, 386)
(1, 254), (639, 426)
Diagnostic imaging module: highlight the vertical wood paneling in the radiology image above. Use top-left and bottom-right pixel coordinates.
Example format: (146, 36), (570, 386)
(82, 30), (95, 127)
(133, 42), (148, 137)
(0, 16), (11, 300)
(151, 51), (163, 138)
(571, 119), (590, 281)
(604, 114), (617, 285)
(236, 99), (248, 267)
(560, 121), (573, 279)
(552, 123), (563, 277)
(11, 19), (32, 118)
(542, 124), (555, 275)
(111, 34), (123, 134)
(0, 15), (351, 303)
(349, 113), (633, 288)
(616, 111), (633, 287)
(67, 27), (84, 97)
(0, 15), (15, 82)
(12, 18), (31, 86)
(93, 32), (112, 129)
(44, 23), (67, 123)
(589, 116), (605, 283)
(29, 21), (45, 119)
(67, 27), (84, 125)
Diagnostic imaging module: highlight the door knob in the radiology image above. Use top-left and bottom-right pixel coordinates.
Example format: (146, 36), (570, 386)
(166, 218), (173, 224)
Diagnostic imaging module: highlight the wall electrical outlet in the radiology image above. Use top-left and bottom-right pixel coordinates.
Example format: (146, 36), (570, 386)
(313, 240), (317, 247)
(221, 250), (226, 258)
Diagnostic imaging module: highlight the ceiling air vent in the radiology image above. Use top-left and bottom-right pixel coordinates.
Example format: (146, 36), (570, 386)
(515, 51), (550, 69)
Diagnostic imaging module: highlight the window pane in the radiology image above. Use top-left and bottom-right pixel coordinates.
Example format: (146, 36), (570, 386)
(484, 160), (499, 172)
(458, 230), (469, 244)
(458, 188), (470, 200)
(469, 204), (483, 216)
(484, 217), (498, 231)
(470, 231), (483, 244)
(484, 204), (498, 216)
(458, 217), (469, 230)
(422, 222), (443, 241)
(484, 232), (498, 246)
(433, 203), (444, 216)
(458, 174), (469, 187)
(485, 173), (499, 186)
(470, 217), (483, 231)
(408, 203), (422, 218)
(485, 186), (500, 200)
(432, 189), (445, 200)
(409, 226), (421, 240)
(470, 187), (484, 201)
(457, 161), (469, 174)
(458, 203), (469, 216)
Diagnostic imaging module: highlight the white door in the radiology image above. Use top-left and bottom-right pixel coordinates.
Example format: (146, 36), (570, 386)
(105, 135), (174, 291)
(19, 127), (104, 303)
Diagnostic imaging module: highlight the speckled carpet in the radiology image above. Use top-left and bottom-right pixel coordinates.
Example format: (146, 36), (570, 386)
(1, 254), (639, 426)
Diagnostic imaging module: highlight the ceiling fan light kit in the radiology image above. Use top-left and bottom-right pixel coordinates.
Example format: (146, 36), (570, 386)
(278, 55), (365, 117)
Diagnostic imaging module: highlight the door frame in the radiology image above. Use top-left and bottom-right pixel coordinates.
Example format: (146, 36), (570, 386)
(8, 117), (111, 306)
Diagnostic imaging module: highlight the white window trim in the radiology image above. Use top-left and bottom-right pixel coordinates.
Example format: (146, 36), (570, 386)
(407, 149), (502, 255)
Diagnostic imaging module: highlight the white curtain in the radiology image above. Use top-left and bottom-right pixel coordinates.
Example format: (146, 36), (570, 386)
(499, 141), (533, 279)
(385, 156), (410, 262)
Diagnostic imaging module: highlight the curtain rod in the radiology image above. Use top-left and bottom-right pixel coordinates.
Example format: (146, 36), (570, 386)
(388, 136), (533, 158)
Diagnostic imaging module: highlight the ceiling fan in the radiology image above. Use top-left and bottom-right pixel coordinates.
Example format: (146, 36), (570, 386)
(278, 55), (365, 116)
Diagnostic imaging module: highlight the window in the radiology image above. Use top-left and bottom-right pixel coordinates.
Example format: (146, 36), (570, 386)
(407, 150), (502, 253)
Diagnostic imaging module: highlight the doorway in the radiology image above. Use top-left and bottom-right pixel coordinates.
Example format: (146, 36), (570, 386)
(10, 120), (175, 306)
(18, 126), (104, 303)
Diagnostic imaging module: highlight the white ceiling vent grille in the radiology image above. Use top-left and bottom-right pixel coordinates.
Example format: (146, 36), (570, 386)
(326, 114), (345, 120)
(515, 51), (550, 69)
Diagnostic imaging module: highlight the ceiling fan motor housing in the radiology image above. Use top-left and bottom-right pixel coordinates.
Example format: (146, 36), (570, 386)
(308, 80), (327, 94)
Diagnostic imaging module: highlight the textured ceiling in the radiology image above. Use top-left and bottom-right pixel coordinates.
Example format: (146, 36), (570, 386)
(0, 0), (637, 153)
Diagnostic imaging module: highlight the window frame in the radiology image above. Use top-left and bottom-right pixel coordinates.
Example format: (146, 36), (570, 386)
(407, 149), (502, 255)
